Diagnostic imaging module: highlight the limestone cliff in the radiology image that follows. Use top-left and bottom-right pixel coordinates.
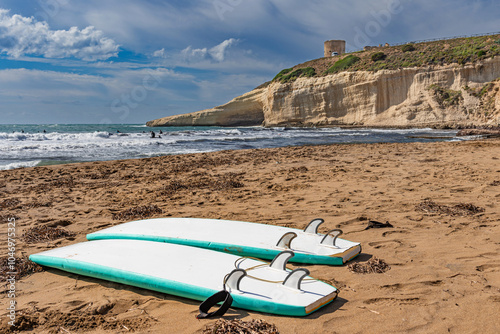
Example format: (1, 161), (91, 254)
(146, 88), (265, 127)
(147, 57), (500, 128)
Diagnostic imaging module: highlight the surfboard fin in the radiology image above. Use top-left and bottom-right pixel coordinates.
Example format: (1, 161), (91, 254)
(282, 268), (310, 290)
(320, 229), (343, 247)
(224, 269), (246, 291)
(303, 218), (324, 234)
(276, 232), (297, 249)
(269, 251), (294, 271)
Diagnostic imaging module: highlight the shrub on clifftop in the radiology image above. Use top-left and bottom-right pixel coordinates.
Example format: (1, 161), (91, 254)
(402, 44), (416, 52)
(324, 55), (361, 75)
(371, 52), (387, 61)
(272, 34), (500, 77)
(272, 68), (293, 81)
(273, 67), (316, 83)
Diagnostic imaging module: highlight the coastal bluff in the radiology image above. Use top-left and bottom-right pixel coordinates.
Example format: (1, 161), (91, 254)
(147, 57), (500, 128)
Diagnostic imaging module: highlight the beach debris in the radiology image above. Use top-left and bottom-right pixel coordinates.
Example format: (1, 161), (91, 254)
(416, 199), (485, 216)
(50, 176), (75, 188)
(348, 257), (391, 274)
(23, 200), (53, 209)
(365, 220), (393, 230)
(0, 309), (152, 333)
(0, 198), (21, 209)
(202, 319), (280, 334)
(22, 225), (75, 244)
(45, 219), (73, 228)
(112, 204), (163, 220)
(160, 173), (244, 196)
(288, 166), (308, 173)
(0, 256), (44, 282)
(0, 214), (20, 223)
(83, 166), (114, 179)
(2, 313), (38, 331)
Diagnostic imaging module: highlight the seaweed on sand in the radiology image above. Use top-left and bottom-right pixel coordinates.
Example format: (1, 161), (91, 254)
(202, 319), (280, 334)
(348, 257), (391, 274)
(22, 225), (75, 244)
(0, 256), (44, 282)
(112, 204), (163, 221)
(415, 199), (485, 216)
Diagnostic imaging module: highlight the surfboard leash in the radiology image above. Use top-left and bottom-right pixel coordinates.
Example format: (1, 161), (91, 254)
(196, 290), (233, 319)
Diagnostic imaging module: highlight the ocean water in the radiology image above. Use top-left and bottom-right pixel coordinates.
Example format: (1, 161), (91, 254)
(0, 124), (468, 170)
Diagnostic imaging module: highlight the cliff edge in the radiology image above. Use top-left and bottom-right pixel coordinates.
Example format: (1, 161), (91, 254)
(148, 35), (500, 128)
(146, 88), (265, 127)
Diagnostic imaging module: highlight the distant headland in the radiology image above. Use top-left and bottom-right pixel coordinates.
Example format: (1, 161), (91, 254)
(147, 33), (500, 128)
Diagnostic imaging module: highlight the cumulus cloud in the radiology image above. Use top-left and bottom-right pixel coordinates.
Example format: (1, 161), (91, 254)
(0, 9), (119, 61)
(152, 48), (166, 58)
(181, 38), (239, 63)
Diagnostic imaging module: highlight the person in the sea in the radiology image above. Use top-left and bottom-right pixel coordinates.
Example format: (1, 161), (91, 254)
(150, 131), (156, 138)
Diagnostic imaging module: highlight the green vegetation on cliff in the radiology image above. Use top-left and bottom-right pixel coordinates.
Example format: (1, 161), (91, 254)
(273, 67), (316, 83)
(324, 55), (360, 75)
(272, 34), (500, 83)
(428, 84), (463, 107)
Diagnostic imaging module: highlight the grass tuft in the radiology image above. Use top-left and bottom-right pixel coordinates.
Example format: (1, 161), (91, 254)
(324, 55), (361, 74)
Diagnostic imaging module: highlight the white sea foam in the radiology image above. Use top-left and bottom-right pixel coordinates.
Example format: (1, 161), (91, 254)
(0, 131), (113, 142)
(0, 160), (41, 170)
(0, 125), (462, 170)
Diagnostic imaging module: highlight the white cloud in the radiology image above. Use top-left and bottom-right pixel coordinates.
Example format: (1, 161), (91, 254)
(209, 38), (238, 61)
(181, 38), (239, 63)
(0, 9), (119, 61)
(152, 48), (166, 58)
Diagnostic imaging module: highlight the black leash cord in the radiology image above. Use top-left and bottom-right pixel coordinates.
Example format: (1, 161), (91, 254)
(196, 290), (233, 319)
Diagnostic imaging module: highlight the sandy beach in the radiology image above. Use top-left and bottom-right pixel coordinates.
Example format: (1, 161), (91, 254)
(1, 139), (499, 333)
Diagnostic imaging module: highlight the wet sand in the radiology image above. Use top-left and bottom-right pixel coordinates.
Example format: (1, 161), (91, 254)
(1, 139), (499, 333)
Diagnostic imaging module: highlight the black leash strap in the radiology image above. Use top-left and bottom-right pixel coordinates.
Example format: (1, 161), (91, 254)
(196, 290), (233, 319)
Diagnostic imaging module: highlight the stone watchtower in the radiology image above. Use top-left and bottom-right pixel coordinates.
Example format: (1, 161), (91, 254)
(324, 40), (346, 57)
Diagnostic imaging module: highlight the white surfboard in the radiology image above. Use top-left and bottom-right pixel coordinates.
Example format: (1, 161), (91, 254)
(86, 218), (361, 265)
(30, 240), (337, 316)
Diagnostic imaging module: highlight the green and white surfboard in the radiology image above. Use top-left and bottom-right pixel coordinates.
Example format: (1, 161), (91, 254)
(86, 218), (361, 265)
(30, 240), (337, 316)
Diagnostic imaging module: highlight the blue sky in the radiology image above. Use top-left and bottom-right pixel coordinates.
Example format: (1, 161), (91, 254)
(0, 0), (499, 124)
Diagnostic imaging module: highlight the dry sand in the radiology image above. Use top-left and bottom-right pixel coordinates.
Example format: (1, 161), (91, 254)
(1, 139), (499, 333)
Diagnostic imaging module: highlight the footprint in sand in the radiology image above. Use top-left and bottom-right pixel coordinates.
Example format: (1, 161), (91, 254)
(363, 297), (423, 306)
(368, 240), (403, 249)
(476, 263), (500, 272)
(488, 296), (500, 303)
(381, 280), (443, 291)
(382, 230), (410, 237)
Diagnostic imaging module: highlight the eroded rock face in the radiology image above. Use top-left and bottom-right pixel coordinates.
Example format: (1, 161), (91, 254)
(147, 57), (500, 128)
(146, 88), (266, 127)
